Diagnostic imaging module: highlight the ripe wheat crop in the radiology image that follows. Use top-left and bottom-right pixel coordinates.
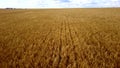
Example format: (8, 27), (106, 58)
(0, 8), (120, 68)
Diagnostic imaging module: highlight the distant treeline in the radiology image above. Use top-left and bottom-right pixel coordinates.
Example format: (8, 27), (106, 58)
(4, 8), (27, 10)
(5, 8), (17, 9)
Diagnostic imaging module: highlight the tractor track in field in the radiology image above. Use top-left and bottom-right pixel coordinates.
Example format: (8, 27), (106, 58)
(57, 19), (64, 68)
(56, 15), (80, 68)
(65, 15), (82, 68)
(67, 19), (78, 68)
(57, 16), (70, 68)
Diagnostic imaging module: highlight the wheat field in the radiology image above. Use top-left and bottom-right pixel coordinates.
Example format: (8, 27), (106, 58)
(0, 8), (120, 68)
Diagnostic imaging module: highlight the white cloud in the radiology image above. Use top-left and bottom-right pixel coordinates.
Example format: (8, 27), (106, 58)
(0, 0), (120, 8)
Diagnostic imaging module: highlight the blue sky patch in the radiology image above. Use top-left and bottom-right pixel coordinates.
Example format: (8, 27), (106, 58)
(60, 0), (70, 2)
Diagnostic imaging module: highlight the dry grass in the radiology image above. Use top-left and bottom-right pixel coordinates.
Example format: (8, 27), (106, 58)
(0, 8), (120, 68)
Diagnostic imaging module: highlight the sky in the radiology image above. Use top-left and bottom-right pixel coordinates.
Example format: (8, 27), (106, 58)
(0, 0), (120, 8)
